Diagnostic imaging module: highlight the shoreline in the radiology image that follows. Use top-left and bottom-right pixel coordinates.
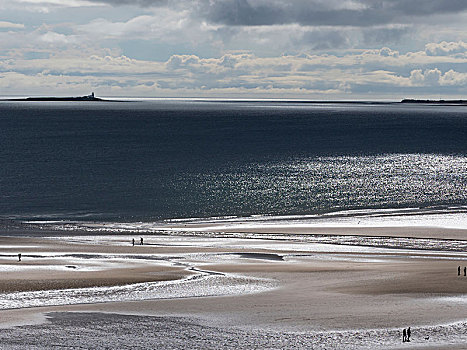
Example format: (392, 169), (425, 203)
(11, 204), (467, 239)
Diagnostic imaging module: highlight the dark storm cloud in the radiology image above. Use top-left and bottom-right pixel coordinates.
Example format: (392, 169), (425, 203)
(84, 0), (467, 27)
(203, 0), (467, 27)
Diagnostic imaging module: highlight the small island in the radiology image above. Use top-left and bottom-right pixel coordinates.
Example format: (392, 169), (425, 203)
(6, 92), (105, 102)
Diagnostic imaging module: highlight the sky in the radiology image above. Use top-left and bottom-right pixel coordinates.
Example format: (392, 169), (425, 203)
(1, 0), (467, 99)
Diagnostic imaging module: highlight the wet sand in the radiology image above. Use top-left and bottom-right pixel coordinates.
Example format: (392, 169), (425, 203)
(0, 225), (466, 349)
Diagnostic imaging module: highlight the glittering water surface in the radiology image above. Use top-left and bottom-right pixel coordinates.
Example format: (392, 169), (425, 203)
(183, 154), (467, 217)
(0, 273), (276, 310)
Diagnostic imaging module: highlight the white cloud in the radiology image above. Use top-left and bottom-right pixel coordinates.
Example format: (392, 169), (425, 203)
(76, 9), (193, 42)
(425, 68), (443, 85)
(378, 47), (399, 58)
(442, 69), (467, 86)
(166, 55), (201, 69)
(40, 31), (74, 44)
(425, 41), (467, 56)
(0, 21), (25, 29)
(409, 69), (425, 85)
(409, 67), (467, 87)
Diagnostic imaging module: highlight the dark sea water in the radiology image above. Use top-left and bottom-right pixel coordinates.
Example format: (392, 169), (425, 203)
(1, 100), (466, 222)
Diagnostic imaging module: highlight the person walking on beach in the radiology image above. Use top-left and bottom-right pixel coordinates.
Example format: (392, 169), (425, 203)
(464, 267), (466, 276)
(407, 327), (411, 342)
(402, 328), (406, 342)
(459, 266), (461, 276)
(140, 237), (143, 245)
(18, 253), (21, 262)
(132, 238), (135, 246)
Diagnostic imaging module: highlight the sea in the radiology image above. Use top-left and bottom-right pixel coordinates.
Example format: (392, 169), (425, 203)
(0, 99), (466, 228)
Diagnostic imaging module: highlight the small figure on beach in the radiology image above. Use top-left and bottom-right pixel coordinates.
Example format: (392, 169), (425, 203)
(402, 328), (407, 342)
(140, 237), (143, 245)
(407, 327), (411, 342)
(18, 253), (21, 262)
(132, 238), (135, 246)
(464, 267), (466, 276)
(459, 266), (461, 275)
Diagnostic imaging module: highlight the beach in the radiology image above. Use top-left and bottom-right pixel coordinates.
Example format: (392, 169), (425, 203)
(1, 221), (466, 349)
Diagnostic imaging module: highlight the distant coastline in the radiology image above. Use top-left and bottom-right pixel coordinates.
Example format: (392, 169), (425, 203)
(400, 99), (467, 105)
(1, 94), (466, 105)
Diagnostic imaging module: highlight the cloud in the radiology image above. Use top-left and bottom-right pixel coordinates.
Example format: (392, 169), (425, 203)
(77, 16), (156, 38)
(442, 69), (467, 85)
(0, 21), (25, 29)
(166, 55), (200, 69)
(76, 10), (198, 44)
(425, 41), (467, 56)
(3, 0), (465, 61)
(409, 67), (467, 86)
(40, 31), (74, 44)
(378, 47), (399, 57)
(423, 68), (442, 85)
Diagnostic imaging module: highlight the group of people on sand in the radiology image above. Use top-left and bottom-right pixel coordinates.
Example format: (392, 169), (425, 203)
(132, 237), (144, 246)
(402, 327), (411, 342)
(458, 266), (466, 276)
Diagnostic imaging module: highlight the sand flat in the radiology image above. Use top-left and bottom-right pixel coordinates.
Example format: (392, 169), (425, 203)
(0, 226), (466, 348)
